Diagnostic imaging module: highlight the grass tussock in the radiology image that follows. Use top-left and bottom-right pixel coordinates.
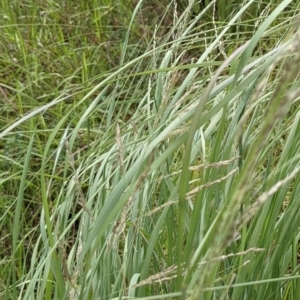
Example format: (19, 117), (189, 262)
(1, 0), (300, 299)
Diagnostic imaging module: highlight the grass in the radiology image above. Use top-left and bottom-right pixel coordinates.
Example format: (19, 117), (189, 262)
(1, 0), (300, 299)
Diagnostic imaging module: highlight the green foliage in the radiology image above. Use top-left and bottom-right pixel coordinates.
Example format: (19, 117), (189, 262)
(1, 0), (300, 299)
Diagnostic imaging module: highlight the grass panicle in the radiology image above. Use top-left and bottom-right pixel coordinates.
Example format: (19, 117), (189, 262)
(1, 0), (300, 299)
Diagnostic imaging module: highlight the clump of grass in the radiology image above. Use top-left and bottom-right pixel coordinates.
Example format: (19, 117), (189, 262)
(1, 0), (300, 299)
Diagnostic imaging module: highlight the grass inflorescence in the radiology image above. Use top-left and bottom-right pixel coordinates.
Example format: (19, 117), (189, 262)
(1, 0), (300, 299)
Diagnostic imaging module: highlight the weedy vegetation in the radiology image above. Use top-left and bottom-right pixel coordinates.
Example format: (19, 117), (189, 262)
(1, 0), (300, 299)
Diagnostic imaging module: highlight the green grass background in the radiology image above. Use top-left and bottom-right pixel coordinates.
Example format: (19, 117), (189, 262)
(1, 0), (300, 299)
